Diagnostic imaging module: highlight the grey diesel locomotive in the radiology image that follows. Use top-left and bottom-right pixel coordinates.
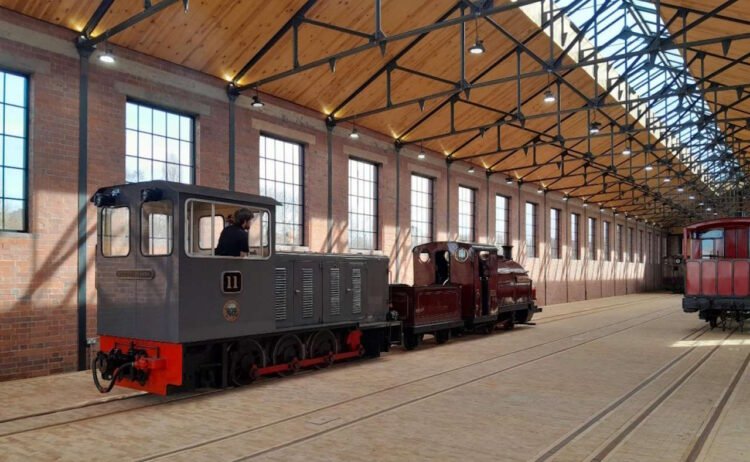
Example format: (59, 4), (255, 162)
(91, 181), (397, 394)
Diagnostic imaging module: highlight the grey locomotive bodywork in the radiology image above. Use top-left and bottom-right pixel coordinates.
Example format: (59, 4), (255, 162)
(94, 181), (390, 345)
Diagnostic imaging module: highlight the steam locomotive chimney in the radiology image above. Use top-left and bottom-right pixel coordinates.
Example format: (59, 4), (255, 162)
(501, 245), (513, 260)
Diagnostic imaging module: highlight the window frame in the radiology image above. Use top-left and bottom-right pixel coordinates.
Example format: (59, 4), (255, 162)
(457, 185), (476, 242)
(259, 133), (305, 247)
(570, 212), (581, 260)
(184, 198), (273, 260)
(125, 99), (196, 185)
(587, 216), (597, 260)
(603, 220), (611, 261)
(140, 199), (174, 257)
(348, 157), (379, 250)
(550, 208), (561, 259)
(525, 201), (538, 258)
(495, 194), (510, 247)
(410, 173), (434, 246)
(99, 206), (131, 258)
(0, 69), (30, 232)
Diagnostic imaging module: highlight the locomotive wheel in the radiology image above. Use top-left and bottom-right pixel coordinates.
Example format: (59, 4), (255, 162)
(479, 323), (495, 335)
(228, 340), (266, 387)
(434, 330), (450, 345)
(403, 332), (421, 351)
(272, 334), (305, 376)
(307, 330), (339, 368)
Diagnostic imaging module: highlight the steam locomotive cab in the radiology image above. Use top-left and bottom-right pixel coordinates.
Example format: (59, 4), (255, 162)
(92, 181), (394, 395)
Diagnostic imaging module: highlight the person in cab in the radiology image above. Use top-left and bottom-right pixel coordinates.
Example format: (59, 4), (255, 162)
(215, 208), (253, 257)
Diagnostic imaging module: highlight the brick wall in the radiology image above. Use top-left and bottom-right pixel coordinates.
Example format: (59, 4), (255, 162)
(0, 9), (667, 381)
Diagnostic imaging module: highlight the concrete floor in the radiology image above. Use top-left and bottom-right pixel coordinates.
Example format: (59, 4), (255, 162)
(1, 293), (748, 462)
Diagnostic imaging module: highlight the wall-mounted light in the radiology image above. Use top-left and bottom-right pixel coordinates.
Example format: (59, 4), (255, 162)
(99, 42), (115, 63)
(251, 87), (264, 108)
(537, 187), (544, 194)
(505, 176), (514, 184)
(468, 165), (475, 174)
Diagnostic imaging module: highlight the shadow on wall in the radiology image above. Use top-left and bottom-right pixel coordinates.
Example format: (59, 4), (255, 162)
(2, 216), (97, 381)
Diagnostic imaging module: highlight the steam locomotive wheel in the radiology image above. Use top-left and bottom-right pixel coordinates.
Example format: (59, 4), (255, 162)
(434, 330), (450, 344)
(228, 340), (266, 387)
(403, 332), (421, 350)
(307, 330), (339, 368)
(272, 334), (305, 376)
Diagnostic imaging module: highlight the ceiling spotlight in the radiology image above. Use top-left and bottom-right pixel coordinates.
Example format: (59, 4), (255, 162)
(622, 146), (632, 155)
(468, 40), (485, 55)
(468, 165), (475, 174)
(468, 18), (485, 55)
(562, 195), (569, 201)
(706, 207), (712, 211)
(583, 202), (588, 208)
(543, 90), (556, 103)
(689, 195), (695, 200)
(645, 165), (653, 171)
(537, 187), (544, 194)
(698, 202), (704, 206)
(677, 186), (684, 192)
(589, 121), (601, 135)
(505, 176), (514, 184)
(714, 212), (718, 216)
(349, 126), (360, 139)
(663, 176), (671, 183)
(418, 150), (425, 160)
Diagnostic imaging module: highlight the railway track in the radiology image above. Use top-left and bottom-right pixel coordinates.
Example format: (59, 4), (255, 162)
(535, 294), (669, 325)
(135, 304), (681, 461)
(0, 295), (678, 450)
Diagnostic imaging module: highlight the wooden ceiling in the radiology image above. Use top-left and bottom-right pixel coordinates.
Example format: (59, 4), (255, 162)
(1, 0), (747, 225)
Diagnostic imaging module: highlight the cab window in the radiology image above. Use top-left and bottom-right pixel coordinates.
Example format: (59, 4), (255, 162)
(185, 199), (271, 259)
(101, 207), (130, 257)
(695, 229), (724, 259)
(141, 200), (173, 256)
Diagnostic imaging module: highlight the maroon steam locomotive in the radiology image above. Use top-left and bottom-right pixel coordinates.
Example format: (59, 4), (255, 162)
(390, 242), (541, 349)
(683, 218), (750, 330)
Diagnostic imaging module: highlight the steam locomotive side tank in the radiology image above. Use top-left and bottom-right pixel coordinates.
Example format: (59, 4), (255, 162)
(91, 181), (397, 395)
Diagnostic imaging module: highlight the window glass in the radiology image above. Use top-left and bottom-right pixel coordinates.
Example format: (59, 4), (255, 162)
(550, 208), (561, 259)
(141, 200), (173, 256)
(603, 221), (611, 261)
(101, 207), (130, 257)
(525, 202), (537, 258)
(495, 195), (510, 247)
(616, 224), (624, 261)
(697, 229), (724, 259)
(410, 174), (433, 246)
(348, 158), (378, 250)
(259, 135), (304, 246)
(185, 199), (271, 259)
(0, 71), (28, 231)
(126, 101), (194, 184)
(199, 215), (224, 249)
(587, 217), (597, 260)
(571, 213), (580, 260)
(458, 186), (475, 242)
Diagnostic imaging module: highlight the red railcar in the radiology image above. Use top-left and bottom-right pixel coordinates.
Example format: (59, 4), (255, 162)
(682, 218), (750, 328)
(390, 242), (541, 349)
